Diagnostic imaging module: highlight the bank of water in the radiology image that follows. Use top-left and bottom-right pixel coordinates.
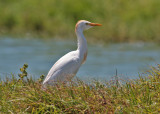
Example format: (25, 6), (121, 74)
(0, 38), (160, 81)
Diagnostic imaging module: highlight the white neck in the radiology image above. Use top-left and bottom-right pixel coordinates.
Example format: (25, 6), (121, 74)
(75, 28), (87, 55)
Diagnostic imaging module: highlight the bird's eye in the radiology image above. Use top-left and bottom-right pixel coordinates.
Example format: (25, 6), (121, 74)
(86, 23), (89, 25)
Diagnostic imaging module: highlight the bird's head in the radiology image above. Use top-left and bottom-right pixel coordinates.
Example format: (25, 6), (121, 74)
(75, 20), (102, 32)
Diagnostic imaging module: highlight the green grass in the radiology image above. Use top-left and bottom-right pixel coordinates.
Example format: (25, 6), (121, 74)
(0, 64), (160, 113)
(0, 0), (160, 43)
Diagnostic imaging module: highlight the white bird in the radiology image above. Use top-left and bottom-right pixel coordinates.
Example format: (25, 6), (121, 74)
(43, 20), (101, 86)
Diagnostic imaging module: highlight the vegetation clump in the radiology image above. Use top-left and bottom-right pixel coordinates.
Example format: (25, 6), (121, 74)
(0, 64), (160, 113)
(0, 0), (160, 42)
(18, 63), (28, 80)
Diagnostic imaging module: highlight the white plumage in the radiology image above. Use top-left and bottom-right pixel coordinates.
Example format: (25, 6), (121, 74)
(43, 20), (101, 86)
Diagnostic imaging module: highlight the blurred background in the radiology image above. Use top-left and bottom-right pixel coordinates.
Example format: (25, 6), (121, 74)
(0, 0), (160, 80)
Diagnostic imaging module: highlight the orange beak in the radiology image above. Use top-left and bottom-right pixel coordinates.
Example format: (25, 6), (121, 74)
(88, 23), (102, 26)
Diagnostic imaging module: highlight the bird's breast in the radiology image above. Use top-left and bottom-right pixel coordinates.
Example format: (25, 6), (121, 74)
(81, 51), (88, 64)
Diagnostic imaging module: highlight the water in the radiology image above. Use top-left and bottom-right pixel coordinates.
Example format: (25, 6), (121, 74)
(0, 37), (160, 81)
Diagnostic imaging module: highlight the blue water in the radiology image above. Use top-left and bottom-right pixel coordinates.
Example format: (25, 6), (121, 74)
(0, 37), (160, 81)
